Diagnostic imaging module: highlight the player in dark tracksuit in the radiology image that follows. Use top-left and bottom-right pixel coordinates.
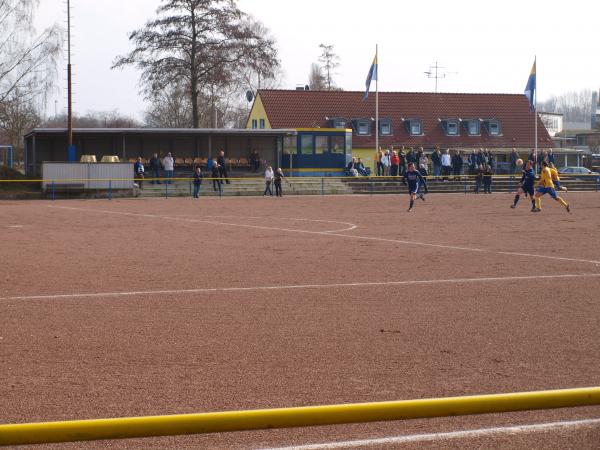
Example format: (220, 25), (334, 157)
(511, 159), (536, 211)
(403, 162), (428, 212)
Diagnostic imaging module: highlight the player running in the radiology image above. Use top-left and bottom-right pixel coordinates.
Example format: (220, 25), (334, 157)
(511, 160), (536, 211)
(549, 162), (567, 192)
(532, 160), (570, 213)
(403, 162), (428, 212)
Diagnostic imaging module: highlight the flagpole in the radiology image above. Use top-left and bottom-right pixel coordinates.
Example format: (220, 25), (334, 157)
(375, 44), (379, 155)
(534, 55), (538, 172)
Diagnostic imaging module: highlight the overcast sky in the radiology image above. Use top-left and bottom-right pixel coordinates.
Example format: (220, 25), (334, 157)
(36, 0), (599, 121)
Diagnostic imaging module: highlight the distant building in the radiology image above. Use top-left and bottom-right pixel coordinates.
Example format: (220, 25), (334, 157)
(539, 112), (563, 137)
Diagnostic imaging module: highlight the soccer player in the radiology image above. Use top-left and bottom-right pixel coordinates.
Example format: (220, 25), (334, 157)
(532, 161), (570, 213)
(511, 160), (536, 211)
(549, 162), (567, 192)
(403, 162), (428, 212)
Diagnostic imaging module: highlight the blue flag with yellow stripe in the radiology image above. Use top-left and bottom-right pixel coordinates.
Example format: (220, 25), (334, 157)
(363, 54), (378, 101)
(524, 60), (536, 111)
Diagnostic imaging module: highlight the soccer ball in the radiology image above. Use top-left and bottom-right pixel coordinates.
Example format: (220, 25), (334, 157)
(516, 158), (523, 166)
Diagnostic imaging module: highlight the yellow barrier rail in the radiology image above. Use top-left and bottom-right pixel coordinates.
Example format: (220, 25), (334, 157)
(1, 174), (600, 183)
(1, 387), (599, 446)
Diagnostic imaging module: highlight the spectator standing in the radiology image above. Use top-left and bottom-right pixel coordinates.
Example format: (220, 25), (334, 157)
(441, 149), (452, 181)
(431, 148), (442, 179)
(487, 151), (495, 172)
(510, 148), (519, 174)
(477, 148), (485, 167)
(399, 148), (407, 176)
(468, 149), (478, 175)
(264, 166), (274, 196)
(390, 151), (400, 176)
(483, 164), (493, 193)
(528, 149), (537, 172)
(134, 157), (145, 189)
(217, 150), (230, 184)
(406, 147), (417, 165)
(452, 150), (463, 179)
(381, 150), (391, 176)
(163, 152), (174, 184)
(474, 165), (484, 193)
(250, 150), (261, 172)
(192, 166), (203, 198)
(274, 168), (284, 197)
(548, 148), (555, 165)
(418, 151), (429, 176)
(149, 153), (162, 184)
(374, 148), (383, 176)
(211, 160), (222, 192)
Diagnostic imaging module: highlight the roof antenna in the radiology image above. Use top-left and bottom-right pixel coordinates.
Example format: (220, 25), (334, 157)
(424, 61), (457, 93)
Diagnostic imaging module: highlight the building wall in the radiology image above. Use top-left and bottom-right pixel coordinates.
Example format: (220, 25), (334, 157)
(246, 94), (272, 129)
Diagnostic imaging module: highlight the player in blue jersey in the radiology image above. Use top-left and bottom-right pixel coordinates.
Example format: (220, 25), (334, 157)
(403, 162), (428, 212)
(511, 160), (536, 211)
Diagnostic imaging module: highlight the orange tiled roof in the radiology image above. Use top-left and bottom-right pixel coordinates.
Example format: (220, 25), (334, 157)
(257, 89), (552, 148)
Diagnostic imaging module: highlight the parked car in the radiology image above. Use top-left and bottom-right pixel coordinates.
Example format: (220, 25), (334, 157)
(558, 166), (600, 181)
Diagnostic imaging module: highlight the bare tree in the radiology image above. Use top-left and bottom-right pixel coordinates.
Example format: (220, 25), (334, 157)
(308, 63), (326, 91)
(0, 89), (40, 163)
(318, 44), (340, 91)
(43, 111), (141, 128)
(113, 0), (279, 128)
(0, 0), (62, 104)
(145, 83), (193, 128)
(539, 89), (593, 123)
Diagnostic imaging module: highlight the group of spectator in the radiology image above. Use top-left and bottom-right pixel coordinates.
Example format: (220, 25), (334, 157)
(369, 146), (472, 181)
(134, 152), (176, 189)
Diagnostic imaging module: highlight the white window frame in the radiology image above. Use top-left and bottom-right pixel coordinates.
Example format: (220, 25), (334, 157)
(409, 121), (422, 136)
(380, 119), (392, 136)
(445, 120), (459, 136)
(356, 120), (370, 136)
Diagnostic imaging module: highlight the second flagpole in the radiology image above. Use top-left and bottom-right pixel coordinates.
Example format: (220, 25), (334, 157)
(375, 44), (379, 157)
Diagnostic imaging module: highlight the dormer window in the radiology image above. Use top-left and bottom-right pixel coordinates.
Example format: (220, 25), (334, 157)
(463, 119), (480, 136)
(483, 119), (502, 136)
(440, 119), (460, 136)
(379, 118), (392, 135)
(403, 118), (423, 136)
(329, 117), (347, 129)
(352, 119), (371, 136)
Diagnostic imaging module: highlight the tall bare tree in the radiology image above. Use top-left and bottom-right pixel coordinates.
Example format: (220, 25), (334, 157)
(0, 0), (62, 163)
(113, 0), (279, 128)
(318, 43), (340, 91)
(308, 63), (326, 91)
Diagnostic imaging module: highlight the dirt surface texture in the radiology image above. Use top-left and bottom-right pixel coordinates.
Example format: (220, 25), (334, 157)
(1, 192), (600, 449)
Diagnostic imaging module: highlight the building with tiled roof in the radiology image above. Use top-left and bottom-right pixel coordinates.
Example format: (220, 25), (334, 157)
(247, 89), (556, 172)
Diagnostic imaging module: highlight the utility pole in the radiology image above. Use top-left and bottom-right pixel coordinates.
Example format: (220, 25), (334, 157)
(67, 0), (74, 160)
(424, 61), (456, 93)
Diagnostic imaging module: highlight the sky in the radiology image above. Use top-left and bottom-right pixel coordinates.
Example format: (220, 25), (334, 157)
(35, 0), (599, 121)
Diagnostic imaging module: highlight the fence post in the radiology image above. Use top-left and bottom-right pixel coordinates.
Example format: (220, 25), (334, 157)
(51, 180), (55, 201)
(108, 179), (112, 201)
(370, 179), (374, 196)
(189, 180), (192, 198)
(509, 175), (513, 193)
(219, 181), (223, 198)
(321, 177), (324, 196)
(464, 176), (467, 195)
(165, 181), (168, 199)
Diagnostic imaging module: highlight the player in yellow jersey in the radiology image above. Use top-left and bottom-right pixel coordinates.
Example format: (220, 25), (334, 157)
(532, 161), (570, 213)
(549, 162), (567, 191)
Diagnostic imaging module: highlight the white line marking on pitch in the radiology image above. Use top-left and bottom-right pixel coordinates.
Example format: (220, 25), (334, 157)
(47, 205), (357, 234)
(2, 273), (600, 302)
(175, 214), (358, 233)
(47, 205), (600, 266)
(259, 418), (600, 450)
